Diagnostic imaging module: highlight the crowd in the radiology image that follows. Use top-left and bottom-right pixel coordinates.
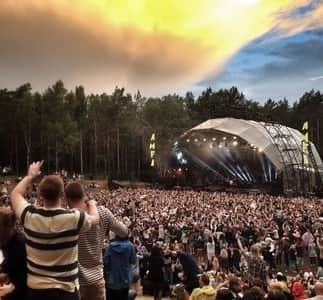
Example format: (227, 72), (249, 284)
(0, 167), (11, 177)
(1, 162), (323, 300)
(86, 188), (323, 295)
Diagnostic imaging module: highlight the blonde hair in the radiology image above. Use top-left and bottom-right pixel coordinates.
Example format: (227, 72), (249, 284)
(250, 244), (260, 256)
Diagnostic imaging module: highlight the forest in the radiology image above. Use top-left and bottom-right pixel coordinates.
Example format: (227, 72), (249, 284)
(0, 80), (322, 180)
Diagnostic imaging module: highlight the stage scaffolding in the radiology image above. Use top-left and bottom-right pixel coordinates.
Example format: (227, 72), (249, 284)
(261, 122), (320, 195)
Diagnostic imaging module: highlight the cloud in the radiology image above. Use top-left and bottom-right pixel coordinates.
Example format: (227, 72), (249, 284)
(250, 37), (323, 81)
(0, 2), (214, 95)
(0, 0), (323, 95)
(310, 76), (323, 81)
(273, 0), (323, 38)
(196, 27), (323, 102)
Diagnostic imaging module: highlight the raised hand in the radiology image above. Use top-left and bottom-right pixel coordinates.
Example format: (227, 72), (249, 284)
(0, 282), (15, 297)
(27, 161), (44, 178)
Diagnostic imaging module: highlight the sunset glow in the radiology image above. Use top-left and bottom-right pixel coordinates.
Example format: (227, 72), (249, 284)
(1, 0), (322, 96)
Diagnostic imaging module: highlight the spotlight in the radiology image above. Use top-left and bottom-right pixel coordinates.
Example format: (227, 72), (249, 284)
(212, 137), (216, 141)
(203, 138), (207, 142)
(219, 143), (223, 148)
(209, 144), (213, 149)
(258, 148), (263, 153)
(233, 136), (237, 140)
(181, 158), (187, 164)
(194, 138), (198, 142)
(232, 141), (238, 147)
(186, 139), (190, 143)
(222, 137), (227, 140)
(176, 152), (183, 160)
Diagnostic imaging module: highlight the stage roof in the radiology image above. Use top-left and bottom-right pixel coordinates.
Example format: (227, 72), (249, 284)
(183, 118), (323, 172)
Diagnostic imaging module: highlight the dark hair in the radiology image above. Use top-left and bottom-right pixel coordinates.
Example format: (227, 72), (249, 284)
(150, 246), (163, 258)
(200, 273), (210, 286)
(242, 287), (265, 300)
(39, 175), (64, 202)
(267, 290), (288, 300)
(115, 235), (129, 241)
(276, 274), (286, 282)
(229, 276), (241, 289)
(216, 288), (235, 300)
(65, 182), (84, 202)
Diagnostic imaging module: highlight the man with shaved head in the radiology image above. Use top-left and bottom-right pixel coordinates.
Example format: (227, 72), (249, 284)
(307, 282), (323, 300)
(10, 161), (100, 300)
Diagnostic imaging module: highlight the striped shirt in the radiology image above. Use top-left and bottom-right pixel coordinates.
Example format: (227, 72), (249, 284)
(78, 206), (128, 286)
(17, 202), (91, 292)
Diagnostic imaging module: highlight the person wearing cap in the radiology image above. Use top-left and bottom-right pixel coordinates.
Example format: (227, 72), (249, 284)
(276, 272), (287, 283)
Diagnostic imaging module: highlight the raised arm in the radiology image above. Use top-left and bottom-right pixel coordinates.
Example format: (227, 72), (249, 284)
(105, 208), (128, 237)
(86, 200), (100, 225)
(10, 161), (43, 218)
(236, 232), (248, 257)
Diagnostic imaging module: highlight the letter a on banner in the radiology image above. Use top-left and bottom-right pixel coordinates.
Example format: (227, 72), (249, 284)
(302, 121), (309, 165)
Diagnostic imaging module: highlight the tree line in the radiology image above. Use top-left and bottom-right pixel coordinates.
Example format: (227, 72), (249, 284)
(0, 81), (322, 180)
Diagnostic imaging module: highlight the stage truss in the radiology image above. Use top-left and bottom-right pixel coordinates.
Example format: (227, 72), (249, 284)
(261, 122), (320, 195)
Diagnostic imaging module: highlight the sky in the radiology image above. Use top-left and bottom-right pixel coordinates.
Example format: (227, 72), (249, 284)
(0, 0), (323, 102)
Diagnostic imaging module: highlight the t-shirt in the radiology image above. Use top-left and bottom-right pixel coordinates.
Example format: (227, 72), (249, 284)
(246, 255), (267, 282)
(308, 243), (317, 257)
(207, 242), (215, 258)
(17, 202), (91, 292)
(78, 206), (128, 286)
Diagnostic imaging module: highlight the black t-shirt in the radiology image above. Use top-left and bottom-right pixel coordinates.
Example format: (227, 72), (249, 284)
(296, 244), (303, 257)
(2, 231), (27, 300)
(289, 247), (297, 261)
(148, 256), (165, 282)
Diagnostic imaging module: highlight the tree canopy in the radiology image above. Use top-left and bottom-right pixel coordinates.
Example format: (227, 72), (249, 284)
(0, 81), (322, 179)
